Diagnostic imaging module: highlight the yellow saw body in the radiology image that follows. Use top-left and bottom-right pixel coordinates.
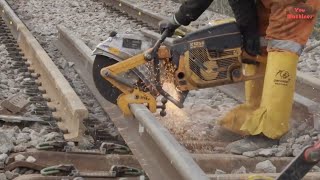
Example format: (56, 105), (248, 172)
(92, 19), (266, 116)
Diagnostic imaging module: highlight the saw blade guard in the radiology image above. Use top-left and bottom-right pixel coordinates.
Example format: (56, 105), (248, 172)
(92, 32), (154, 104)
(92, 32), (153, 62)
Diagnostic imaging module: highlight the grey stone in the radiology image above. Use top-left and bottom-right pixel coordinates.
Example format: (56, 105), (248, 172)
(242, 151), (258, 158)
(13, 145), (27, 153)
(43, 132), (61, 141)
(26, 156), (36, 163)
(39, 128), (49, 136)
(67, 142), (76, 147)
(29, 130), (40, 141)
(0, 133), (14, 154)
(77, 136), (94, 149)
(279, 131), (293, 144)
(0, 84), (8, 89)
(8, 88), (18, 94)
(286, 138), (296, 144)
(15, 133), (31, 145)
(292, 143), (300, 149)
(7, 81), (14, 88)
(0, 154), (8, 163)
(312, 166), (320, 172)
(0, 80), (8, 85)
(14, 154), (26, 162)
(68, 62), (75, 67)
(295, 135), (311, 145)
(275, 146), (292, 157)
(28, 140), (41, 147)
(21, 127), (32, 133)
(22, 78), (31, 82)
(214, 169), (226, 175)
(60, 59), (67, 69)
(3, 126), (20, 138)
(30, 123), (45, 132)
(255, 160), (277, 173)
(258, 148), (277, 157)
(12, 168), (19, 174)
(0, 154), (7, 169)
(231, 166), (246, 174)
(69, 1), (79, 7)
(14, 76), (23, 82)
(0, 173), (6, 180)
(293, 148), (303, 157)
(4, 171), (18, 180)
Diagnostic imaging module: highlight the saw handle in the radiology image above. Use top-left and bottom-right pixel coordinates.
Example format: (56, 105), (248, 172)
(150, 29), (170, 56)
(144, 29), (184, 109)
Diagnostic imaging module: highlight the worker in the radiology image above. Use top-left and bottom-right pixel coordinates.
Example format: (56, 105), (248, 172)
(159, 0), (320, 154)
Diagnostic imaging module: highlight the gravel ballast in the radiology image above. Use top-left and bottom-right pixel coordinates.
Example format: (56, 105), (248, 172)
(6, 0), (241, 142)
(8, 0), (123, 143)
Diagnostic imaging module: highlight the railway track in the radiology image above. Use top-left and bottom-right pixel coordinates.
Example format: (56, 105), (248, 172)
(2, 0), (320, 179)
(53, 0), (320, 179)
(0, 0), (88, 141)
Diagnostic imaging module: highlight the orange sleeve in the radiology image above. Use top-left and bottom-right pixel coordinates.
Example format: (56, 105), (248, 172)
(306, 0), (320, 11)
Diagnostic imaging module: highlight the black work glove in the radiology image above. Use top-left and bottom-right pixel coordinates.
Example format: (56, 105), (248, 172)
(243, 33), (261, 56)
(159, 17), (180, 37)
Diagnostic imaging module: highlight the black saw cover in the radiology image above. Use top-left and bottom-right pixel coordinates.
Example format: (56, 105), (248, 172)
(93, 55), (122, 104)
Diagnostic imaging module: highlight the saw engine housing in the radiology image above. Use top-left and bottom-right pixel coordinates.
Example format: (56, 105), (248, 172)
(170, 22), (243, 91)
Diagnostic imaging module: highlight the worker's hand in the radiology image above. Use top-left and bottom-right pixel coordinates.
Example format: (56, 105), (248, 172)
(243, 34), (261, 56)
(159, 17), (180, 37)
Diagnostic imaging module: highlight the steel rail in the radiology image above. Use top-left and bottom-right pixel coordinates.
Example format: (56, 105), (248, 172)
(0, 0), (88, 141)
(103, 0), (196, 33)
(56, 25), (208, 180)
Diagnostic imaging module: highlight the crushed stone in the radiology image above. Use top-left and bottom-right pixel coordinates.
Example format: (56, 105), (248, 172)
(255, 160), (277, 173)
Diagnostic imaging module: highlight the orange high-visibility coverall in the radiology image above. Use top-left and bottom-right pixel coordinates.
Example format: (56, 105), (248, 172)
(258, 0), (319, 49)
(219, 0), (320, 139)
(238, 0), (320, 139)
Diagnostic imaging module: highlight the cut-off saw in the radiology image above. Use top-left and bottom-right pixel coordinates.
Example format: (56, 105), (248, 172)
(92, 19), (266, 116)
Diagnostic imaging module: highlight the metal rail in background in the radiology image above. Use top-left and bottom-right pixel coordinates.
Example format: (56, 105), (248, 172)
(0, 0), (88, 141)
(103, 0), (196, 33)
(55, 25), (208, 180)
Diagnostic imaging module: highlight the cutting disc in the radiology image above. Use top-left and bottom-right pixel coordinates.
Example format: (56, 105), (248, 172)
(93, 55), (123, 104)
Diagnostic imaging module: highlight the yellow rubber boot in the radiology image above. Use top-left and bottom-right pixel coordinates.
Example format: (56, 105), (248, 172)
(240, 51), (299, 139)
(217, 63), (265, 135)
